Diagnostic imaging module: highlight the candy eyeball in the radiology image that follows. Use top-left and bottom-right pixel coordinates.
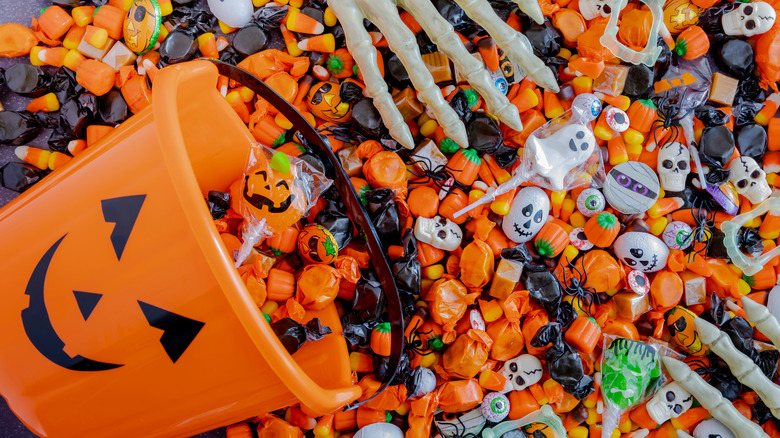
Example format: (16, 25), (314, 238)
(627, 269), (650, 295)
(662, 221), (693, 250)
(569, 228), (594, 250)
(604, 107), (629, 133)
(576, 188), (605, 217)
(481, 392), (510, 422)
(571, 93), (602, 123)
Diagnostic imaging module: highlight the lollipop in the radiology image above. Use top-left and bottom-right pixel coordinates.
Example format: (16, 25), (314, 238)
(230, 146), (331, 266)
(454, 94), (603, 218)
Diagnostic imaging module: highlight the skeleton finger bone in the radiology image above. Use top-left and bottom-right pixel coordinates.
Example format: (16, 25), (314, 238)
(742, 296), (780, 348)
(454, 0), (559, 92)
(327, 0), (416, 149)
(397, 0), (524, 132)
(353, 0), (469, 148)
(661, 356), (769, 438)
(693, 317), (780, 419)
(512, 0), (545, 24)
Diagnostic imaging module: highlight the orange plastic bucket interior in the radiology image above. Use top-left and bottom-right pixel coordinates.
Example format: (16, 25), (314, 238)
(0, 60), (360, 438)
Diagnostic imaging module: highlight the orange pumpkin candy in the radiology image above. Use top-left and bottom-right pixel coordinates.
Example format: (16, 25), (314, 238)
(307, 80), (353, 123)
(297, 224), (339, 264)
(231, 151), (307, 233)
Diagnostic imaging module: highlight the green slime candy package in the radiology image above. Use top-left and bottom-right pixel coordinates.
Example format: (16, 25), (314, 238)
(600, 337), (663, 437)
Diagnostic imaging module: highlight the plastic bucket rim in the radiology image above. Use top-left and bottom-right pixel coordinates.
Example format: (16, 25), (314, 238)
(150, 60), (361, 414)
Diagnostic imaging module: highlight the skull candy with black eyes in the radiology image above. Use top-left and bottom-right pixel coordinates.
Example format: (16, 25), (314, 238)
(499, 354), (543, 393)
(646, 382), (693, 424)
(579, 0), (614, 20)
(614, 232), (670, 273)
(502, 187), (550, 243)
(728, 156), (771, 204)
(657, 142), (690, 192)
(721, 1), (776, 37)
(414, 215), (462, 251)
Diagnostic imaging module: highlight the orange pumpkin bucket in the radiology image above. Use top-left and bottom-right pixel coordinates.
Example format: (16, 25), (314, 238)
(0, 60), (361, 438)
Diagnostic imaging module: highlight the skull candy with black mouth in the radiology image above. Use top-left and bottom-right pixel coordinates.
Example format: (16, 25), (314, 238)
(614, 232), (669, 273)
(414, 215), (462, 251)
(502, 187), (550, 243)
(645, 382), (693, 424)
(498, 354), (544, 393)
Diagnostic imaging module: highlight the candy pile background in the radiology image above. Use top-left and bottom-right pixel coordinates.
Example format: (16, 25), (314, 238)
(3, 0), (780, 437)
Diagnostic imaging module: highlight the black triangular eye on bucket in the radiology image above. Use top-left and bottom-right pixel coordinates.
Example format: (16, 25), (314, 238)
(101, 195), (146, 261)
(138, 301), (204, 363)
(73, 291), (103, 321)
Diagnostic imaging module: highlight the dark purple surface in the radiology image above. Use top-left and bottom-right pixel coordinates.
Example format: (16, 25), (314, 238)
(0, 2), (225, 437)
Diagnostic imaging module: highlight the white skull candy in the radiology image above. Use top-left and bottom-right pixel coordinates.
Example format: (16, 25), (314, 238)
(206, 0), (253, 28)
(728, 156), (771, 204)
(692, 418), (736, 438)
(722, 1), (776, 37)
(579, 0), (614, 20)
(499, 354), (543, 393)
(502, 187), (550, 243)
(657, 142), (690, 192)
(414, 215), (462, 251)
(614, 232), (670, 273)
(646, 382), (693, 424)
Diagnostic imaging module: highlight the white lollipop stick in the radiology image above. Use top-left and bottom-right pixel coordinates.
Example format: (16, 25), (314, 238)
(453, 172), (528, 218)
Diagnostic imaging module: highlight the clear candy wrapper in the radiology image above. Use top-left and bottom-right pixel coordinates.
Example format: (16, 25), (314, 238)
(230, 143), (332, 266)
(600, 336), (664, 438)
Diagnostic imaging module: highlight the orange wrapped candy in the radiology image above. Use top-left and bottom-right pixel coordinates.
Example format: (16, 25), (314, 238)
(442, 329), (493, 379)
(295, 256), (359, 310)
(362, 150), (408, 197)
(237, 48), (310, 80)
(459, 239), (494, 289)
(576, 250), (623, 293)
(426, 276), (478, 341)
(257, 414), (303, 438)
(486, 317), (525, 361)
(617, 9), (653, 52)
(437, 379), (484, 413)
(757, 24), (780, 92)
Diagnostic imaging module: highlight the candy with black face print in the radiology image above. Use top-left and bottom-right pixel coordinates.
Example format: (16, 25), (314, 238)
(614, 232), (669, 273)
(603, 161), (660, 214)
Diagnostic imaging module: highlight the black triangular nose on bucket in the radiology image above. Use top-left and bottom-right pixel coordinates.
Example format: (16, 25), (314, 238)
(204, 59), (405, 405)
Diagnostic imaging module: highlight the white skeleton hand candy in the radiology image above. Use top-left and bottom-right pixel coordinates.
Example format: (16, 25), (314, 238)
(327, 0), (559, 149)
(661, 297), (780, 438)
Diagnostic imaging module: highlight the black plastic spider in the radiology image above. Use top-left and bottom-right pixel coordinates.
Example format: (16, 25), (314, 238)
(650, 89), (689, 150)
(316, 122), (352, 146)
(557, 257), (600, 317)
(688, 204), (717, 261)
(407, 155), (462, 195)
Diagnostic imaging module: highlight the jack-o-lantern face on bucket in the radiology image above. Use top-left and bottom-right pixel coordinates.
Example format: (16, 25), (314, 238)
(307, 81), (353, 123)
(239, 160), (307, 231)
(123, 0), (162, 55)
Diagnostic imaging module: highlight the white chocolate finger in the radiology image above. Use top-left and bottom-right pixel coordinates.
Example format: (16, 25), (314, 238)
(662, 357), (769, 438)
(327, 0), (415, 148)
(512, 0), (544, 24)
(355, 0), (469, 147)
(695, 318), (780, 418)
(398, 0), (524, 132)
(454, 0), (559, 92)
(742, 297), (780, 348)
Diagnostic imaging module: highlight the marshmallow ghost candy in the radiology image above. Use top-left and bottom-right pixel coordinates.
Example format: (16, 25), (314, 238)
(502, 187), (550, 243)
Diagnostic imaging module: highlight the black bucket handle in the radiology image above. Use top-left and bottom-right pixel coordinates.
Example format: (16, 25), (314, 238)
(203, 59), (405, 409)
